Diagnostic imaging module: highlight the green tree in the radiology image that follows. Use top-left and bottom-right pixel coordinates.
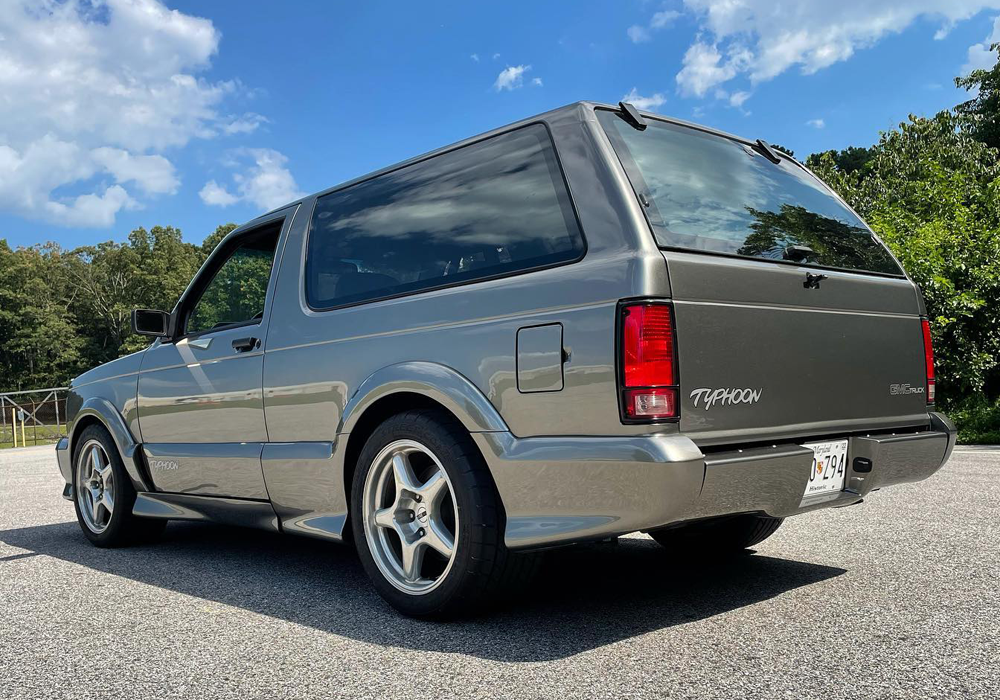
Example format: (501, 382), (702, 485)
(955, 42), (1000, 151)
(808, 111), (1000, 410)
(0, 242), (83, 390)
(201, 223), (238, 257)
(805, 146), (874, 175)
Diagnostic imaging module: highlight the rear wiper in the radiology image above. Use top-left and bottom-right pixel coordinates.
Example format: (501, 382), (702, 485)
(618, 101), (648, 131)
(754, 139), (782, 164)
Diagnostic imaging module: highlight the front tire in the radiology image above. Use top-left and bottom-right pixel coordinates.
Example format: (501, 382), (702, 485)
(650, 514), (784, 555)
(351, 409), (537, 618)
(72, 424), (166, 547)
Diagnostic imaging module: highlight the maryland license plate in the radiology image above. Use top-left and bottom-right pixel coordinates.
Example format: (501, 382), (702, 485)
(802, 439), (849, 498)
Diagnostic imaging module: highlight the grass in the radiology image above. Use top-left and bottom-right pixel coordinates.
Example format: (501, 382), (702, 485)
(0, 424), (65, 450)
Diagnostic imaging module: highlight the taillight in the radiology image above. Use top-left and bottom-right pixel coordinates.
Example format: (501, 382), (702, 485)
(620, 302), (678, 420)
(921, 318), (935, 404)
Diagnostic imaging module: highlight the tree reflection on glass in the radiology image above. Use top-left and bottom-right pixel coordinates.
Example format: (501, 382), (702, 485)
(737, 204), (900, 275)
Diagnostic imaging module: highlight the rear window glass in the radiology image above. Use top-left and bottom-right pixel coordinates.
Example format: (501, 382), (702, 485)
(597, 110), (902, 276)
(305, 124), (584, 309)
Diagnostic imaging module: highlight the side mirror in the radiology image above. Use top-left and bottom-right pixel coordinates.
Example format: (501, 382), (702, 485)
(132, 309), (171, 338)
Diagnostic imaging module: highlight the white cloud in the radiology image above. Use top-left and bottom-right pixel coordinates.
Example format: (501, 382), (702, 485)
(494, 64), (532, 91)
(221, 113), (269, 136)
(199, 180), (239, 207)
(0, 0), (268, 228)
(621, 87), (667, 111)
(628, 25), (652, 43)
(90, 148), (179, 195)
(650, 10), (682, 29)
(532, 77), (544, 86)
(629, 8), (681, 43)
(201, 149), (304, 212)
(962, 16), (1000, 74)
(807, 118), (826, 129)
(677, 1), (1000, 95)
(492, 53), (501, 60)
(729, 90), (752, 107)
(470, 53), (480, 62)
(676, 41), (750, 97)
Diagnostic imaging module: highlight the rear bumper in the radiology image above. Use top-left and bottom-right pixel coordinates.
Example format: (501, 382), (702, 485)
(475, 412), (957, 550)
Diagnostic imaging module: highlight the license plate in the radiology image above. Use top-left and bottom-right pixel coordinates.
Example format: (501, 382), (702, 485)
(802, 439), (849, 498)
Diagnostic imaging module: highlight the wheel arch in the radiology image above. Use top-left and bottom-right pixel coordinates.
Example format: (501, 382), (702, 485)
(69, 398), (151, 492)
(338, 362), (509, 532)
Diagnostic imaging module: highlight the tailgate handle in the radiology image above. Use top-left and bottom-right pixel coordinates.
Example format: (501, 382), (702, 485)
(804, 272), (828, 289)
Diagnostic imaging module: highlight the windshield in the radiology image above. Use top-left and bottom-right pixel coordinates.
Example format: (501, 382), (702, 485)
(597, 110), (903, 276)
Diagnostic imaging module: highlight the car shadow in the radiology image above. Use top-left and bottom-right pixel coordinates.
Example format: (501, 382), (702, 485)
(0, 520), (845, 662)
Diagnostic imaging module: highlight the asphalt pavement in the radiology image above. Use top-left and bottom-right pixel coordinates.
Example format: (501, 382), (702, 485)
(1, 444), (997, 699)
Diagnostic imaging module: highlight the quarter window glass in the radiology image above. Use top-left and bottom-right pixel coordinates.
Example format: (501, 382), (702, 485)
(306, 124), (584, 308)
(186, 229), (279, 334)
(597, 110), (902, 276)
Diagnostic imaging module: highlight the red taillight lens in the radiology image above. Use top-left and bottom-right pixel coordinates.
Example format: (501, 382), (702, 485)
(622, 304), (674, 387)
(921, 318), (935, 404)
(620, 302), (677, 420)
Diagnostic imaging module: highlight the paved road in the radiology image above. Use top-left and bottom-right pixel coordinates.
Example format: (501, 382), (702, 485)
(1, 445), (997, 699)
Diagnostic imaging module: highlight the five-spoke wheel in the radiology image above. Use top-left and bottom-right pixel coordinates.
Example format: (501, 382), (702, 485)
(76, 439), (116, 534)
(351, 408), (539, 618)
(71, 423), (166, 547)
(363, 440), (458, 594)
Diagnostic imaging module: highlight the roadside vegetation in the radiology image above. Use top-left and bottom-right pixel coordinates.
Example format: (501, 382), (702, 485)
(2, 57), (1000, 443)
(802, 51), (1000, 443)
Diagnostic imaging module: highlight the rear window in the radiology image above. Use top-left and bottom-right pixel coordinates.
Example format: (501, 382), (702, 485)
(305, 124), (584, 309)
(597, 110), (903, 276)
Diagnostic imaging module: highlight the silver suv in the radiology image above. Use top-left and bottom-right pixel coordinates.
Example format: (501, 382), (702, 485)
(55, 102), (956, 617)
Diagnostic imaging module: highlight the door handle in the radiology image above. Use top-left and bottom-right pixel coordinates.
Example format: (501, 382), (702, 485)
(232, 337), (259, 353)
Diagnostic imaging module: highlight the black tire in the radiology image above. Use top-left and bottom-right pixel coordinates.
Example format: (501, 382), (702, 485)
(650, 514), (783, 555)
(71, 424), (166, 547)
(351, 408), (539, 618)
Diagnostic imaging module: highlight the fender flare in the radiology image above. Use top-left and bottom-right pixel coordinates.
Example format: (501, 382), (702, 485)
(71, 397), (151, 491)
(339, 362), (508, 435)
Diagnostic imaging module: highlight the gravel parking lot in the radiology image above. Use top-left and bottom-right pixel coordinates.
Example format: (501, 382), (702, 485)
(1, 445), (997, 699)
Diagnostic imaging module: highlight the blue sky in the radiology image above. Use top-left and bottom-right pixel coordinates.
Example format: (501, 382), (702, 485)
(2, 0), (1000, 249)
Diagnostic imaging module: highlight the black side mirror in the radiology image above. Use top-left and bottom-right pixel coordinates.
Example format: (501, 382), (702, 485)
(132, 309), (171, 338)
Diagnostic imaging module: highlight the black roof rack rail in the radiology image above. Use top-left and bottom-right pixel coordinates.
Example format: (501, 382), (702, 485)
(618, 101), (648, 131)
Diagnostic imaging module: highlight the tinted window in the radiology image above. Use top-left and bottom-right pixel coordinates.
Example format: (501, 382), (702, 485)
(598, 110), (902, 276)
(186, 227), (278, 334)
(306, 124), (584, 308)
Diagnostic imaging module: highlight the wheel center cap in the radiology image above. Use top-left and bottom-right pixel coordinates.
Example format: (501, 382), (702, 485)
(416, 506), (428, 523)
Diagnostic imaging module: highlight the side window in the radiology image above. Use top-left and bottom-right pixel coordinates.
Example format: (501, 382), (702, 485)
(186, 225), (280, 335)
(305, 123), (584, 309)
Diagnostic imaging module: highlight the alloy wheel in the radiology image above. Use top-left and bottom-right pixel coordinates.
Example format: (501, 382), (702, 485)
(362, 439), (459, 595)
(76, 439), (115, 534)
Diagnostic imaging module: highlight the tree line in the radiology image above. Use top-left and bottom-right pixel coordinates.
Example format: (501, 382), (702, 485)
(0, 223), (235, 391)
(2, 54), (1000, 441)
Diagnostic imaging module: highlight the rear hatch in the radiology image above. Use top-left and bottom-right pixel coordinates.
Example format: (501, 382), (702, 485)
(598, 108), (932, 445)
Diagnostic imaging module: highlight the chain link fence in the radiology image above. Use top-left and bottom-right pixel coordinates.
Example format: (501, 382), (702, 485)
(0, 388), (68, 449)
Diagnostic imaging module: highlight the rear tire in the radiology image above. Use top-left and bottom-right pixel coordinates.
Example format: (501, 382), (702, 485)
(351, 408), (538, 618)
(72, 424), (166, 547)
(650, 514), (783, 555)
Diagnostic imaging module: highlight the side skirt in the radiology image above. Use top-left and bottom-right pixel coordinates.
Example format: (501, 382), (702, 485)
(133, 492), (281, 532)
